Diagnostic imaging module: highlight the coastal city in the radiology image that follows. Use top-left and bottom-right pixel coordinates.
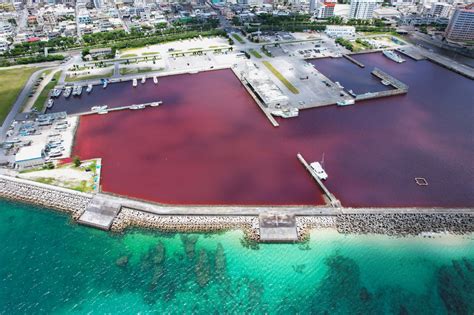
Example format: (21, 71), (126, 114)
(0, 0), (473, 312)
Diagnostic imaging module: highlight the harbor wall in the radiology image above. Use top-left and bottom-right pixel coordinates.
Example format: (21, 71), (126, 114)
(0, 175), (92, 219)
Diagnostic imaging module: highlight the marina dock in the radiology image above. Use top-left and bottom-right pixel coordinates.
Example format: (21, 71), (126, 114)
(354, 68), (408, 101)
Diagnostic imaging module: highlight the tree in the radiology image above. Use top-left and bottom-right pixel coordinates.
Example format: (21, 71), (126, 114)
(73, 156), (82, 167)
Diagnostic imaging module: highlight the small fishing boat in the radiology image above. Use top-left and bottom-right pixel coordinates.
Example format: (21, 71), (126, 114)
(153, 76), (158, 84)
(86, 84), (93, 93)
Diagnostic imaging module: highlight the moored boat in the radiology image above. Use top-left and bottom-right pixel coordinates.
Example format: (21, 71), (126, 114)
(86, 84), (93, 93)
(383, 50), (405, 63)
(133, 78), (138, 87)
(337, 99), (355, 106)
(141, 77), (146, 84)
(153, 76), (158, 84)
(47, 99), (54, 109)
(310, 161), (328, 180)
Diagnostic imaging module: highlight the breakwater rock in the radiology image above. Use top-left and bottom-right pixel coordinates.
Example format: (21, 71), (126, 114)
(297, 216), (337, 240)
(0, 175), (92, 218)
(336, 213), (474, 236)
(111, 208), (261, 241)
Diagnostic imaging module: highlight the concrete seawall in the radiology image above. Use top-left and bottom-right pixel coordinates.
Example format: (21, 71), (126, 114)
(0, 175), (92, 219)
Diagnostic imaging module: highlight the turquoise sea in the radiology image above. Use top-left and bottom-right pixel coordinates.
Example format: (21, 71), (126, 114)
(0, 200), (473, 314)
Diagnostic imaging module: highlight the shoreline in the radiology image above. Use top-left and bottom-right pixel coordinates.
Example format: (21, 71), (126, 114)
(0, 175), (473, 242)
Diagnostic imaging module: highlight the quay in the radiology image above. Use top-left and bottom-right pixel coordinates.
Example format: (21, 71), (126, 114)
(296, 153), (341, 207)
(343, 54), (365, 68)
(398, 46), (474, 80)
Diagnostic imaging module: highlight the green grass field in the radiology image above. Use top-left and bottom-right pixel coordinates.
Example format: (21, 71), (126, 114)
(232, 33), (245, 44)
(262, 61), (299, 94)
(249, 49), (262, 58)
(32, 70), (62, 112)
(119, 67), (161, 75)
(0, 66), (40, 124)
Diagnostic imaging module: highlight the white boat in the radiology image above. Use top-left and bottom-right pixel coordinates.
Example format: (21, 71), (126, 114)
(150, 101), (161, 107)
(153, 76), (158, 84)
(381, 80), (390, 86)
(310, 162), (328, 180)
(91, 105), (108, 112)
(77, 85), (83, 96)
(337, 99), (355, 106)
(130, 104), (145, 110)
(47, 99), (54, 109)
(98, 110), (108, 115)
(348, 89), (356, 97)
(63, 87), (72, 98)
(86, 84), (93, 93)
(383, 50), (405, 63)
(102, 80), (108, 89)
(141, 77), (146, 84)
(133, 78), (138, 87)
(271, 108), (299, 118)
(335, 81), (344, 89)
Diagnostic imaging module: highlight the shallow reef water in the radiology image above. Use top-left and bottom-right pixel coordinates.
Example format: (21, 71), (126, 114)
(1, 200), (473, 314)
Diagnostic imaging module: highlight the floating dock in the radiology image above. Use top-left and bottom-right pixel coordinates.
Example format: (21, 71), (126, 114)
(78, 101), (163, 116)
(353, 68), (408, 101)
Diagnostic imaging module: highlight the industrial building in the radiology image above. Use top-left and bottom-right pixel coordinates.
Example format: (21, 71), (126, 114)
(14, 145), (45, 170)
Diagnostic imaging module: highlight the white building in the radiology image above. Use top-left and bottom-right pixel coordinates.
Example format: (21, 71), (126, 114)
(15, 145), (45, 170)
(325, 25), (356, 37)
(445, 3), (474, 42)
(389, 0), (415, 6)
(430, 2), (452, 17)
(315, 0), (336, 19)
(349, 0), (380, 19)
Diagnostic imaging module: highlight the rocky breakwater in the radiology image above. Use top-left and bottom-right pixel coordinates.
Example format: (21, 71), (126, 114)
(337, 213), (474, 236)
(0, 175), (92, 219)
(296, 216), (337, 241)
(111, 208), (261, 241)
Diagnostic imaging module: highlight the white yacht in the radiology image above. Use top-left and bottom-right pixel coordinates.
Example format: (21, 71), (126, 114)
(310, 162), (328, 180)
(153, 76), (158, 84)
(383, 50), (405, 63)
(133, 78), (138, 87)
(150, 101), (161, 107)
(271, 108), (299, 118)
(47, 99), (54, 109)
(141, 77), (146, 84)
(86, 84), (93, 93)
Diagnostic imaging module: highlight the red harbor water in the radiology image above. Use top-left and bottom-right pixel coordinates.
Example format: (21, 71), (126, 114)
(71, 54), (474, 207)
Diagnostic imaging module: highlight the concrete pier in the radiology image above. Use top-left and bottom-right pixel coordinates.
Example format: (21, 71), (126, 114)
(259, 212), (298, 242)
(77, 195), (121, 230)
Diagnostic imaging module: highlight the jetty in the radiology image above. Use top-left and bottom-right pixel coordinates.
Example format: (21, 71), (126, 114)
(343, 54), (365, 68)
(296, 153), (340, 207)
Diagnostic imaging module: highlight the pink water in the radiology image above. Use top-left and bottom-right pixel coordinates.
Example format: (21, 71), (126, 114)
(72, 54), (474, 207)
